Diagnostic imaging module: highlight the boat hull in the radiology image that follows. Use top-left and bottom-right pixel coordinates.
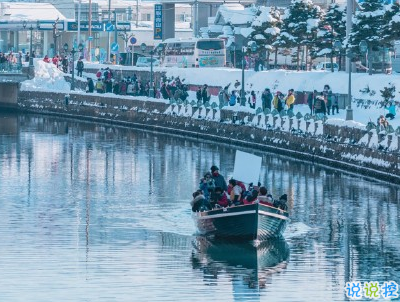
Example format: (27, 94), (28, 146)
(193, 203), (289, 241)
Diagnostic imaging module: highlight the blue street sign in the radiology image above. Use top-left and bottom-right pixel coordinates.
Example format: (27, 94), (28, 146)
(88, 36), (93, 41)
(105, 22), (114, 32)
(130, 37), (137, 45)
(154, 4), (163, 40)
(111, 42), (119, 53)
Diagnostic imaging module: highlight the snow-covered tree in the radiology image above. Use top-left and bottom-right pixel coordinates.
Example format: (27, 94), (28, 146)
(350, 0), (387, 74)
(277, 0), (323, 71)
(313, 4), (346, 71)
(248, 6), (281, 70)
(387, 2), (400, 40)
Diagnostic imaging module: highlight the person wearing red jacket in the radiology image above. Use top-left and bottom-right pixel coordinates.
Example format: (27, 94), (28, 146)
(211, 186), (229, 208)
(43, 55), (51, 63)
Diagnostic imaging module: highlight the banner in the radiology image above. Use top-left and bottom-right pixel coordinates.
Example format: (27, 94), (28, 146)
(154, 4), (162, 40)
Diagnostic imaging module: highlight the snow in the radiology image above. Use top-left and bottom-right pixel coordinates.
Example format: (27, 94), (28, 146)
(20, 59), (400, 130)
(2, 2), (67, 21)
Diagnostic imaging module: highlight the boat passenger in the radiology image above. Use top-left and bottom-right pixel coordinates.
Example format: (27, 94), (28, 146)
(191, 190), (211, 212)
(228, 179), (243, 206)
(257, 187), (274, 206)
(273, 194), (288, 211)
(199, 172), (215, 200)
(243, 189), (258, 205)
(227, 179), (247, 198)
(210, 186), (229, 208)
(210, 166), (228, 192)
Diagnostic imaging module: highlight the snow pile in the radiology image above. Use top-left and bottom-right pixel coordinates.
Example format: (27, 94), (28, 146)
(21, 60), (70, 92)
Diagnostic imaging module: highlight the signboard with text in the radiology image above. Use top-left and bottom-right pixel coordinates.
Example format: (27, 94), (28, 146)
(154, 4), (162, 40)
(67, 22), (131, 32)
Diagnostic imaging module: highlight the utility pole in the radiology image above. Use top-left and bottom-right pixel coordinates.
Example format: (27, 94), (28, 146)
(114, 10), (118, 64)
(107, 0), (111, 63)
(136, 0), (139, 28)
(88, 0), (92, 62)
(345, 0), (353, 120)
(77, 0), (81, 47)
(53, 17), (60, 55)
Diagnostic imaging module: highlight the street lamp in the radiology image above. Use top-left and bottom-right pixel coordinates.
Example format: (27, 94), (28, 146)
(240, 46), (247, 106)
(64, 43), (83, 91)
(359, 40), (368, 74)
(229, 42), (236, 68)
(334, 40), (353, 120)
(22, 21), (35, 67)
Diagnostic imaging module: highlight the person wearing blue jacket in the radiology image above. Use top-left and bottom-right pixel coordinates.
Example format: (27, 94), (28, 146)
(385, 102), (396, 120)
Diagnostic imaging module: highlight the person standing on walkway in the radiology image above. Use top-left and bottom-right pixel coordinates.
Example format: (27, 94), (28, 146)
(308, 90), (317, 115)
(261, 88), (272, 112)
(285, 89), (295, 113)
(323, 85), (333, 115)
(76, 58), (84, 77)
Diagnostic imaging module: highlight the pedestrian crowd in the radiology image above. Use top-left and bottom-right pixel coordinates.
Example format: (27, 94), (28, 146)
(0, 51), (26, 71)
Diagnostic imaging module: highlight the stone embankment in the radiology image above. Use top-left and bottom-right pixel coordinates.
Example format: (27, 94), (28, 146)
(13, 90), (400, 184)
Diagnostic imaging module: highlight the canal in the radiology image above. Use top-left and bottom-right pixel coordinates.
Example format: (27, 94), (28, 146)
(0, 113), (399, 301)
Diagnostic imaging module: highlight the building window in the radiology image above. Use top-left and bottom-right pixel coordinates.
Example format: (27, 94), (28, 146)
(176, 14), (186, 22)
(141, 13), (151, 21)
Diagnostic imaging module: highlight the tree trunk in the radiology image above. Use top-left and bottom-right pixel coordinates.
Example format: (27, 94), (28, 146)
(296, 46), (300, 71)
(305, 46), (309, 71)
(368, 46), (373, 75)
(274, 48), (278, 69)
(266, 50), (270, 70)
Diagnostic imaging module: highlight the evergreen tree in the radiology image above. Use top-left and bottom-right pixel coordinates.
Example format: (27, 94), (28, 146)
(248, 6), (281, 70)
(277, 0), (322, 70)
(350, 0), (386, 74)
(313, 4), (346, 71)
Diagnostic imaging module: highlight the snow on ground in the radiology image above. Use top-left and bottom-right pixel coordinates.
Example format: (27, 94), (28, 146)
(22, 59), (400, 130)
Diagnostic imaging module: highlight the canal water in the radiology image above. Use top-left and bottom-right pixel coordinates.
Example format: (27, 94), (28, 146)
(0, 113), (399, 302)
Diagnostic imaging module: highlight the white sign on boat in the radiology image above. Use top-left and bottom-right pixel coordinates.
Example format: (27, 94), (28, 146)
(232, 150), (262, 185)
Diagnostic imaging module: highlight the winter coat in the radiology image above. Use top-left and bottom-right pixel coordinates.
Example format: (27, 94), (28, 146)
(314, 97), (326, 114)
(285, 93), (295, 107)
(212, 172), (227, 192)
(87, 79), (94, 92)
(273, 96), (283, 112)
(77, 60), (84, 71)
(324, 89), (333, 106)
(261, 91), (272, 110)
(229, 94), (237, 106)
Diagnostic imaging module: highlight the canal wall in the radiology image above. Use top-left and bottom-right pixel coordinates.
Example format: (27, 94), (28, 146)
(12, 90), (400, 184)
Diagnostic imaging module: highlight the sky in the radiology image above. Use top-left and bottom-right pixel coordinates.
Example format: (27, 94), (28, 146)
(20, 59), (400, 130)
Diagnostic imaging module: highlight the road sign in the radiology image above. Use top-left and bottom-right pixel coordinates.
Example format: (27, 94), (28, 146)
(105, 22), (114, 32)
(88, 36), (93, 41)
(130, 37), (137, 45)
(154, 4), (163, 40)
(111, 42), (119, 53)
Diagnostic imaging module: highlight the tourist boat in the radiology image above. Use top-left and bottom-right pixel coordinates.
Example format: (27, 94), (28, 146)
(193, 202), (289, 241)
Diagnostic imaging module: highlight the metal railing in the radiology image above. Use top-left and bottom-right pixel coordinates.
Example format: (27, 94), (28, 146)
(0, 62), (23, 73)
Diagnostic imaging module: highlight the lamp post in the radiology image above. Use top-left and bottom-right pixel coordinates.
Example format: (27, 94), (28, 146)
(229, 42), (236, 68)
(334, 40), (353, 120)
(359, 40), (368, 74)
(240, 46), (247, 106)
(149, 50), (155, 97)
(64, 43), (83, 91)
(22, 21), (34, 67)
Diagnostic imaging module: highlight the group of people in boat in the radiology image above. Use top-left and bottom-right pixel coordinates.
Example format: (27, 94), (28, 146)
(191, 165), (288, 212)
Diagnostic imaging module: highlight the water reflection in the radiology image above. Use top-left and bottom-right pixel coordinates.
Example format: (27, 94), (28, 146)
(1, 112), (400, 301)
(192, 237), (290, 298)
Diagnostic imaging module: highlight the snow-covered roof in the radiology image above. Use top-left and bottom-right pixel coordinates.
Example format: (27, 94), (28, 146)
(0, 2), (67, 21)
(214, 4), (257, 26)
